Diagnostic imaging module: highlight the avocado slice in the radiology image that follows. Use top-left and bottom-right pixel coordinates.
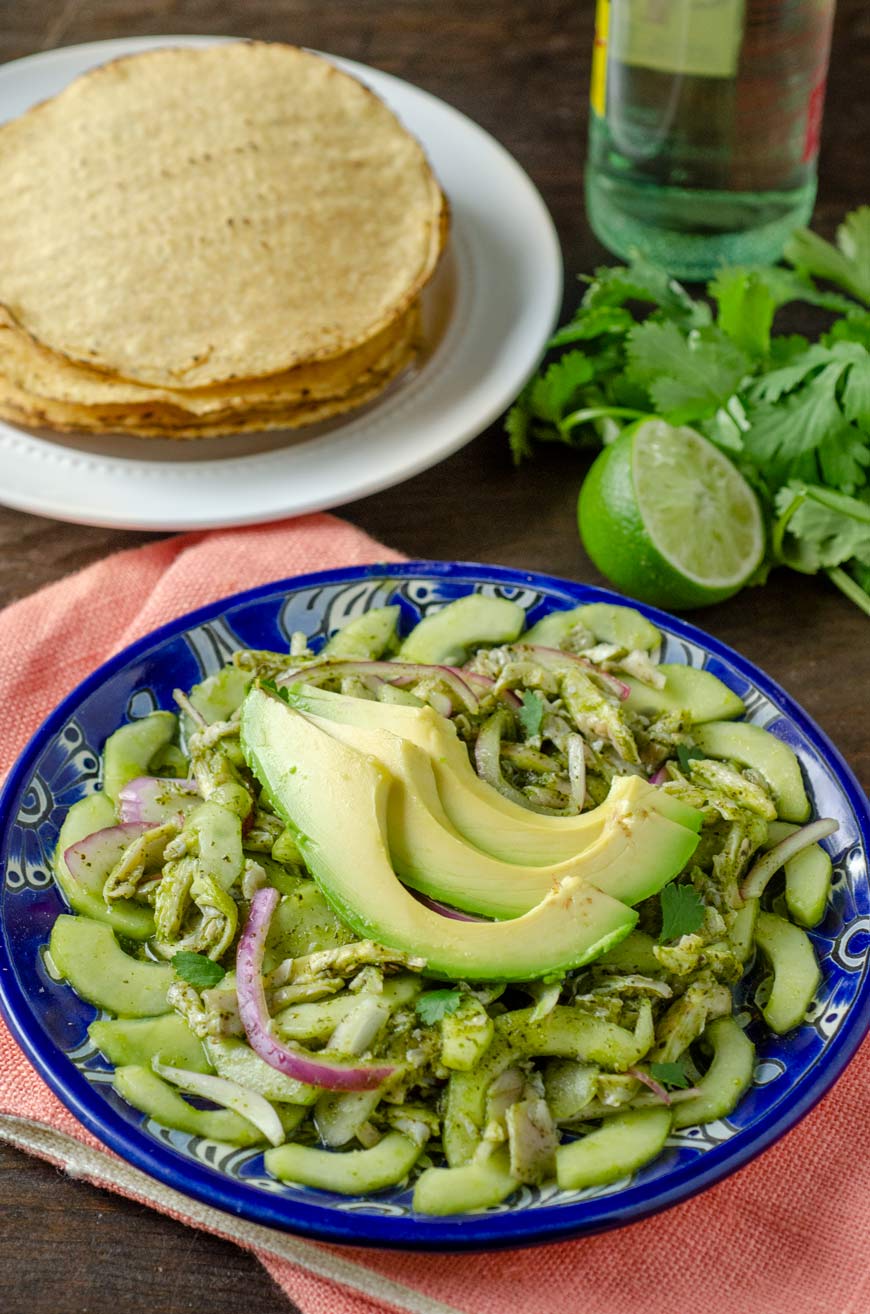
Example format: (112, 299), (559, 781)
(397, 594), (524, 665)
(307, 712), (699, 918)
(282, 685), (702, 864)
(241, 688), (638, 981)
(623, 664), (745, 723)
(692, 721), (810, 822)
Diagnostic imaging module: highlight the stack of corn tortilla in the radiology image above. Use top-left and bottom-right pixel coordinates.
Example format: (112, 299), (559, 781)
(0, 42), (448, 439)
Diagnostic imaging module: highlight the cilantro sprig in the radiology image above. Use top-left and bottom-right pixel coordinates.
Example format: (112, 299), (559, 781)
(649, 1059), (692, 1091)
(416, 989), (463, 1025)
(506, 207), (870, 617)
(172, 951), (226, 989)
(659, 883), (706, 943)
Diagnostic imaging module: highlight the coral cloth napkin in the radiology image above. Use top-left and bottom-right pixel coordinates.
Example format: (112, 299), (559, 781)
(1, 515), (869, 1314)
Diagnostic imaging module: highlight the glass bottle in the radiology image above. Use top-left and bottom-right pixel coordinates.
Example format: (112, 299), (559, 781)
(585, 0), (837, 279)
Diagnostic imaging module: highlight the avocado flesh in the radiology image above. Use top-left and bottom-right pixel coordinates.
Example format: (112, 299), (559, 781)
(307, 713), (699, 918)
(241, 689), (637, 981)
(281, 685), (702, 863)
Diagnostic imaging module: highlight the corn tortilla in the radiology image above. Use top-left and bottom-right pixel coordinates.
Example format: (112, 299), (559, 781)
(0, 344), (416, 439)
(0, 304), (419, 417)
(0, 42), (447, 389)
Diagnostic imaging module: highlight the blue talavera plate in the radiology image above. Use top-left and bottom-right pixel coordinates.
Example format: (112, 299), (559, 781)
(0, 561), (868, 1251)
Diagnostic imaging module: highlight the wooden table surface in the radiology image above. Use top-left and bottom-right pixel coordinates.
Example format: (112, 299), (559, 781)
(2, 2), (868, 1310)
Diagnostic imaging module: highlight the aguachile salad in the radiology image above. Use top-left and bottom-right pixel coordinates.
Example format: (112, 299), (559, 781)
(46, 595), (838, 1213)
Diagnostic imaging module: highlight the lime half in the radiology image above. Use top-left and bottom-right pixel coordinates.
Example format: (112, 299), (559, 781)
(578, 419), (764, 610)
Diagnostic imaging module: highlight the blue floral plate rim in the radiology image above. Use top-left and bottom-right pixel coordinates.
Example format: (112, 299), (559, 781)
(0, 559), (868, 1252)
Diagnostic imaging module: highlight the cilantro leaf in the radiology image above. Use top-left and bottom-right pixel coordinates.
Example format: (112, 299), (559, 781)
(649, 1059), (692, 1090)
(842, 354), (870, 430)
(784, 206), (870, 306)
(416, 989), (463, 1025)
(659, 883), (706, 942)
(506, 398), (534, 464)
(582, 254), (710, 326)
(676, 743), (705, 773)
(261, 677), (290, 702)
(710, 268), (777, 357)
(774, 483), (870, 571)
(549, 305), (635, 348)
(626, 322), (751, 422)
(817, 427), (870, 492)
(518, 689), (545, 738)
(172, 951), (226, 989)
(528, 352), (595, 425)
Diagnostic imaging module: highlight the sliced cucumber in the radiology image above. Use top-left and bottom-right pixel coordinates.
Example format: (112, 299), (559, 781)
(113, 1064), (263, 1144)
(443, 1006), (646, 1167)
(765, 821), (832, 929)
(265, 1131), (423, 1193)
(102, 711), (178, 803)
(523, 602), (660, 652)
(556, 1106), (671, 1190)
(413, 1148), (517, 1215)
(273, 975), (420, 1045)
(263, 881), (355, 970)
(691, 722), (810, 823)
(595, 930), (660, 975)
(53, 793), (155, 939)
(729, 899), (759, 963)
(204, 1036), (320, 1106)
(314, 1088), (383, 1147)
(754, 911), (820, 1033)
(671, 1016), (755, 1129)
(50, 915), (171, 1017)
(89, 1014), (211, 1072)
(323, 606), (400, 659)
(624, 665), (744, 723)
(543, 1059), (599, 1121)
(440, 996), (495, 1071)
(188, 665), (250, 725)
(397, 594), (524, 665)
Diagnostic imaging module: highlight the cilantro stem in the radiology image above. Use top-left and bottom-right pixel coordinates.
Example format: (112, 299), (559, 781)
(826, 568), (870, 618)
(558, 406), (649, 437)
(771, 488), (813, 570)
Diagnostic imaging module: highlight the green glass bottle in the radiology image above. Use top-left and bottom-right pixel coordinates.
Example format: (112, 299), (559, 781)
(585, 0), (837, 279)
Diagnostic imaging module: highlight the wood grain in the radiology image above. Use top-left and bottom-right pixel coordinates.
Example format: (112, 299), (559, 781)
(0, 2), (868, 1311)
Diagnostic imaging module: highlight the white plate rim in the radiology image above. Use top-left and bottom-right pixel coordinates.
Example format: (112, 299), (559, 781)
(0, 35), (563, 531)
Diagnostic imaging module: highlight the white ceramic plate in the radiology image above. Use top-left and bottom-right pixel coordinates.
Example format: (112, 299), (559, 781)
(0, 35), (562, 531)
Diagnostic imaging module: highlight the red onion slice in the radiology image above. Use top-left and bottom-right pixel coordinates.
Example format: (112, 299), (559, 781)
(64, 822), (151, 894)
(411, 890), (489, 922)
(278, 660), (478, 714)
(740, 817), (839, 901)
(452, 667), (523, 711)
(627, 1067), (671, 1105)
(236, 887), (398, 1092)
(117, 776), (199, 826)
(649, 766), (669, 786)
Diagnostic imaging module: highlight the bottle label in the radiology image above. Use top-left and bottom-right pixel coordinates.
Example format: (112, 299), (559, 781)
(590, 0), (610, 117)
(610, 0), (746, 80)
(803, 78), (827, 162)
